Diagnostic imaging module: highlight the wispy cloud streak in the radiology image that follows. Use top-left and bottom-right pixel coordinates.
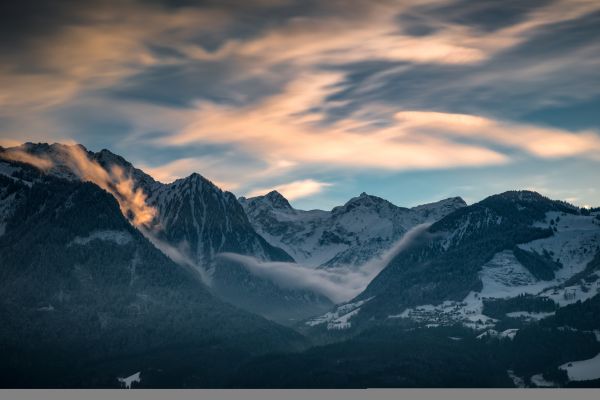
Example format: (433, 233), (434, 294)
(217, 223), (431, 303)
(0, 145), (157, 226)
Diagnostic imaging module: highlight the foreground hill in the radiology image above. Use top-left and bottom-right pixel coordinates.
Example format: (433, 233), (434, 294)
(0, 162), (306, 387)
(0, 143), (333, 323)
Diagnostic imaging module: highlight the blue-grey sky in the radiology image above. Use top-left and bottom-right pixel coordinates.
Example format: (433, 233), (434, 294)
(1, 0), (599, 209)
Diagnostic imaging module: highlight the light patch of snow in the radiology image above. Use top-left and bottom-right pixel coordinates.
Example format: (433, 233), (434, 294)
(474, 212), (600, 310)
(507, 370), (526, 388)
(540, 280), (600, 307)
(557, 326), (579, 333)
(70, 230), (132, 246)
(506, 311), (555, 320)
(391, 294), (496, 331)
(499, 328), (518, 339)
(594, 330), (600, 343)
(306, 297), (373, 330)
(37, 304), (55, 312)
(531, 373), (555, 387)
(506, 369), (527, 388)
(479, 251), (544, 298)
(473, 213), (600, 310)
(523, 212), (600, 282)
(118, 371), (141, 389)
(476, 329), (518, 340)
(501, 328), (519, 340)
(328, 308), (360, 330)
(387, 308), (411, 319)
(476, 329), (497, 339)
(560, 353), (600, 382)
(448, 336), (462, 341)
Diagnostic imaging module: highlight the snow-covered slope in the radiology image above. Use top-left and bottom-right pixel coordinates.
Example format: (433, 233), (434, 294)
(149, 173), (292, 266)
(390, 210), (600, 331)
(0, 143), (292, 265)
(240, 191), (466, 269)
(308, 191), (600, 332)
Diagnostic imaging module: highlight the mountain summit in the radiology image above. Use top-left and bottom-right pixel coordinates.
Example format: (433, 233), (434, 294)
(241, 191), (467, 269)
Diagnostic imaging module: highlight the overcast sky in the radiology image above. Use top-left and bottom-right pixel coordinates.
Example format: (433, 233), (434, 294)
(1, 0), (599, 209)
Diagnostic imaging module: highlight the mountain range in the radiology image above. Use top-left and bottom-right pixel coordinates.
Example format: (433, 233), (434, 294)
(239, 191), (466, 269)
(0, 160), (305, 387)
(1, 142), (600, 388)
(306, 191), (600, 332)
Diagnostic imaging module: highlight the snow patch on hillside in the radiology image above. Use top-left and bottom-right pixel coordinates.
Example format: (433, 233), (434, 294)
(390, 212), (600, 329)
(479, 250), (542, 298)
(306, 297), (373, 330)
(70, 230), (133, 246)
(476, 328), (518, 340)
(530, 373), (555, 387)
(522, 212), (600, 281)
(560, 353), (600, 382)
(389, 294), (496, 331)
(118, 371), (141, 389)
(507, 370), (526, 388)
(541, 278), (600, 307)
(505, 311), (555, 320)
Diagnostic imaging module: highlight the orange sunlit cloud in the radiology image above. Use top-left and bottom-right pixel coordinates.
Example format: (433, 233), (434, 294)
(246, 179), (333, 200)
(156, 71), (600, 186)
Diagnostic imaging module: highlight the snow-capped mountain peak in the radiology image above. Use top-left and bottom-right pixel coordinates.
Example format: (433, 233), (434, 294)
(332, 192), (400, 215)
(241, 190), (467, 269)
(247, 190), (294, 210)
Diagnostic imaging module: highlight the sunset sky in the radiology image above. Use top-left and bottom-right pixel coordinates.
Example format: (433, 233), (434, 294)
(1, 0), (599, 209)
